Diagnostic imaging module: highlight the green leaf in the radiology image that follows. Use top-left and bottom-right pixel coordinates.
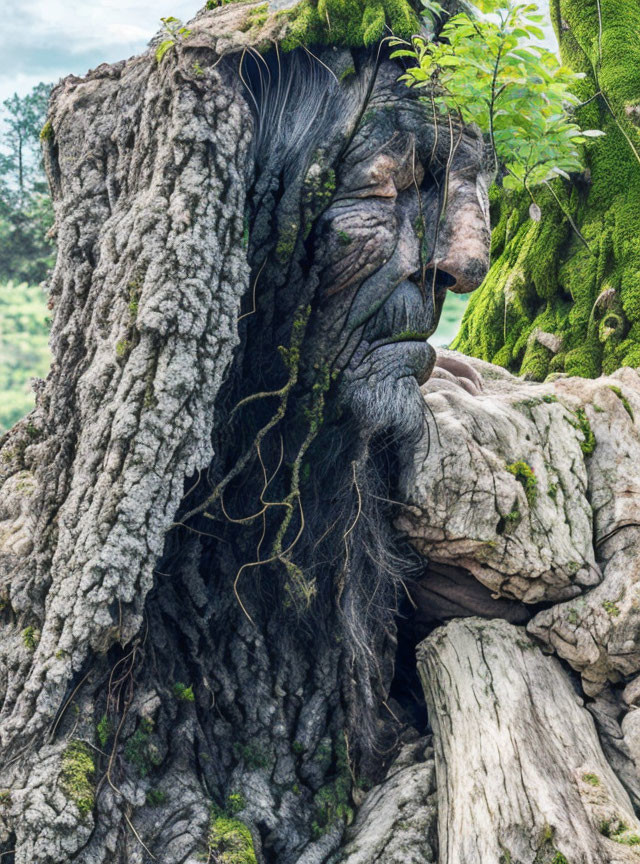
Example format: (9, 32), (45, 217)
(155, 39), (175, 63)
(525, 24), (546, 39)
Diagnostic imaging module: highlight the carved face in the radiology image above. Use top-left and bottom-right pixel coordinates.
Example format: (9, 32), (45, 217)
(302, 63), (491, 430)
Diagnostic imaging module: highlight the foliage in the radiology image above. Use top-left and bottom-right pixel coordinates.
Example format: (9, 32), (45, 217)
(453, 0), (640, 380)
(567, 407), (596, 455)
(124, 718), (162, 776)
(155, 17), (192, 63)
(21, 625), (40, 651)
(96, 714), (112, 748)
(0, 83), (55, 284)
(608, 385), (634, 420)
(392, 0), (600, 192)
(146, 788), (167, 807)
(208, 810), (257, 864)
(0, 281), (51, 433)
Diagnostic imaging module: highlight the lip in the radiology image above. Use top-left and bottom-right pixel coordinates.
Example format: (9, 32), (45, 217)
(361, 332), (435, 359)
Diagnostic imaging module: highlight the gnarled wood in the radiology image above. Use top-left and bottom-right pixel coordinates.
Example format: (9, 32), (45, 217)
(419, 618), (640, 864)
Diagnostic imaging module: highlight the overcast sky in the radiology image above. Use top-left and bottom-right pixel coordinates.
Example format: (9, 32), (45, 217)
(0, 0), (557, 105)
(0, 0), (203, 104)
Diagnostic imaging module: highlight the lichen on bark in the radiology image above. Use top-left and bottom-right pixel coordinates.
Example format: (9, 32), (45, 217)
(453, 0), (640, 380)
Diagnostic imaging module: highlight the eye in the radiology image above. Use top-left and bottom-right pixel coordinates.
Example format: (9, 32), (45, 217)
(339, 152), (425, 201)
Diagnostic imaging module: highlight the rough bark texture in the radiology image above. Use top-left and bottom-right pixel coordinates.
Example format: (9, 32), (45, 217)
(418, 618), (640, 864)
(0, 3), (491, 860)
(329, 738), (437, 864)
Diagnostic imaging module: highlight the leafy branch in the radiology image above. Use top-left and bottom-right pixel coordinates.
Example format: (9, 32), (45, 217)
(155, 17), (192, 63)
(392, 0), (604, 194)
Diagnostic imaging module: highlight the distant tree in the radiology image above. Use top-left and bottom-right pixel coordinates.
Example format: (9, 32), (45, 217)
(0, 82), (55, 284)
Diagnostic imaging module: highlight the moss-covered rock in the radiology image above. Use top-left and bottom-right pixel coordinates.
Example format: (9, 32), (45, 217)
(453, 0), (640, 379)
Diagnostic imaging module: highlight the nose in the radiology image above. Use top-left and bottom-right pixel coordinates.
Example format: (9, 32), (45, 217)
(428, 172), (491, 294)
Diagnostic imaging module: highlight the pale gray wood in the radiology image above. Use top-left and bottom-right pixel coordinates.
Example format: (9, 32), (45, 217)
(418, 618), (640, 864)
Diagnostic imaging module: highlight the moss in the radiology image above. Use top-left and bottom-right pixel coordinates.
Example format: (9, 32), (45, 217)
(278, 0), (419, 51)
(582, 772), (600, 786)
(600, 818), (640, 845)
(608, 385), (634, 420)
(39, 120), (53, 141)
(127, 280), (141, 320)
(337, 229), (352, 246)
(340, 64), (356, 80)
(603, 599), (621, 617)
(115, 338), (130, 358)
(454, 0), (640, 379)
(227, 793), (246, 814)
(567, 408), (596, 455)
(233, 741), (271, 770)
(96, 714), (112, 748)
(207, 812), (257, 864)
(21, 626), (40, 651)
(310, 735), (354, 837)
(61, 741), (95, 817)
(275, 220), (300, 263)
(551, 854), (569, 864)
(242, 2), (269, 28)
(172, 681), (195, 702)
(146, 788), (167, 807)
(548, 482), (558, 500)
(502, 507), (522, 529)
(124, 717), (162, 776)
(506, 460), (538, 505)
(614, 834), (640, 846)
(0, 790), (12, 807)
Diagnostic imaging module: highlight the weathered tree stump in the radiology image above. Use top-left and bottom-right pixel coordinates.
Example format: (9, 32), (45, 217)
(418, 618), (640, 864)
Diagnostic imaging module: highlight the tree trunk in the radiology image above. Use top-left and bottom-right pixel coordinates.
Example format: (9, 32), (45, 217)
(0, 4), (470, 860)
(418, 617), (640, 864)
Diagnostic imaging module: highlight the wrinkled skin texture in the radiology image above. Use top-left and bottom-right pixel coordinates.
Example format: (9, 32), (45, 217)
(304, 66), (490, 435)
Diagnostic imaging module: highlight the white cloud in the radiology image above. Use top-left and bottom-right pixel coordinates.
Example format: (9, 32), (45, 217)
(0, 0), (202, 103)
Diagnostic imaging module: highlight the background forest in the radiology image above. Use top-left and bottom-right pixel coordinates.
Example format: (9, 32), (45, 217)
(0, 84), (53, 432)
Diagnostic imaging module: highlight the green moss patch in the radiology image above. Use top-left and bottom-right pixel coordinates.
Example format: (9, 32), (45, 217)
(208, 813), (257, 864)
(61, 741), (95, 817)
(608, 385), (634, 420)
(567, 407), (596, 455)
(506, 460), (538, 505)
(278, 0), (420, 51)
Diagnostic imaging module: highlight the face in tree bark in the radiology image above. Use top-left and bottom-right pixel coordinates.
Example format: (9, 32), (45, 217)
(0, 4), (495, 863)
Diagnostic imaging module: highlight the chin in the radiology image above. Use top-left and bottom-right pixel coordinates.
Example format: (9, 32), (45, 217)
(341, 340), (435, 441)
